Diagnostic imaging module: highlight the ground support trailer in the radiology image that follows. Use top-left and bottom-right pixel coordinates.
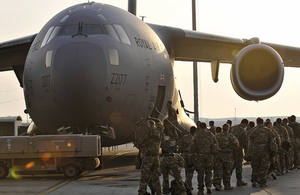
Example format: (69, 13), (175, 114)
(0, 134), (102, 178)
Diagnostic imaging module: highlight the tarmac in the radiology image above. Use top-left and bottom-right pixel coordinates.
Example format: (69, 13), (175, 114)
(0, 143), (299, 194)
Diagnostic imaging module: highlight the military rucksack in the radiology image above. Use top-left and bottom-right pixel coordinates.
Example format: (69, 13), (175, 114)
(132, 118), (151, 149)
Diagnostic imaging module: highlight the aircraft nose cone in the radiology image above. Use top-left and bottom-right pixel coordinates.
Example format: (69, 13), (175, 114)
(53, 42), (107, 108)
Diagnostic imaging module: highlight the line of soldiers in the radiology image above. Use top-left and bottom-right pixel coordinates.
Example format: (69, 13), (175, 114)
(247, 115), (300, 187)
(133, 109), (300, 195)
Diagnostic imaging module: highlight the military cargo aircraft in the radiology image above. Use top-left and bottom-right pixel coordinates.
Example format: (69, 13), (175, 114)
(1, 1), (300, 146)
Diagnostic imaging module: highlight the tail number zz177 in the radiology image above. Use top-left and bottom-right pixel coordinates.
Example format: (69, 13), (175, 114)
(111, 73), (127, 85)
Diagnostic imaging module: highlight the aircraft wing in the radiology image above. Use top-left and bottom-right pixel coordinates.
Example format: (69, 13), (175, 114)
(261, 42), (300, 67)
(148, 23), (300, 67)
(0, 34), (37, 86)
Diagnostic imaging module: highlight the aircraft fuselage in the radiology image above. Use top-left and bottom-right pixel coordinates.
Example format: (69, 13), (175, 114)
(23, 3), (194, 146)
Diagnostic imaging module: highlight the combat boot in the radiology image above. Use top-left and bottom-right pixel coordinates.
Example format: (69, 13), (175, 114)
(215, 184), (222, 191)
(260, 183), (268, 187)
(237, 180), (247, 186)
(224, 186), (234, 190)
(271, 172), (277, 179)
(186, 190), (193, 195)
(207, 188), (211, 194)
(276, 172), (281, 176)
(197, 190), (204, 195)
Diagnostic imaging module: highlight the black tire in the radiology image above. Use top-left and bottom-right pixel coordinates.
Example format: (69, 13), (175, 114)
(84, 157), (100, 170)
(63, 164), (79, 178)
(0, 164), (9, 179)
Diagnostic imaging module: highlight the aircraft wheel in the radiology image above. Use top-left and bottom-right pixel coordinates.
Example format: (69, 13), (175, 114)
(0, 163), (9, 179)
(63, 164), (79, 178)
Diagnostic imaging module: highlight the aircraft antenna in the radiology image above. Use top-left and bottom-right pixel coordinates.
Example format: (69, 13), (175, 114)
(140, 16), (146, 21)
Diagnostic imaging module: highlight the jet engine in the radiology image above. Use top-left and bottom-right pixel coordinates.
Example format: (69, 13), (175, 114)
(230, 44), (284, 101)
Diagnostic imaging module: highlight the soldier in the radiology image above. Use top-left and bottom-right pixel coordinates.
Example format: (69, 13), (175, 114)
(161, 135), (187, 195)
(213, 123), (239, 191)
(265, 121), (280, 180)
(246, 121), (255, 140)
(273, 118), (290, 175)
(209, 121), (216, 135)
(229, 118), (248, 186)
(248, 117), (275, 187)
(164, 101), (179, 141)
(215, 126), (222, 134)
(226, 120), (232, 127)
(244, 121), (255, 165)
(134, 117), (163, 195)
(178, 126), (197, 194)
(288, 115), (300, 169)
(196, 121), (201, 131)
(283, 118), (294, 171)
(190, 122), (218, 195)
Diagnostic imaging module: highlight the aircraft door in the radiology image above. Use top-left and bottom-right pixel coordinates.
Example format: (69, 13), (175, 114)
(150, 85), (165, 118)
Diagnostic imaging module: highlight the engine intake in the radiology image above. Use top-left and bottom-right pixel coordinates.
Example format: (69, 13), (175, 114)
(230, 44), (284, 101)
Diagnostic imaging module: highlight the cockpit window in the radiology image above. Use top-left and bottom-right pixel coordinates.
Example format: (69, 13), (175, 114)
(104, 24), (131, 45)
(60, 15), (69, 23)
(97, 14), (107, 21)
(59, 24), (104, 36)
(41, 27), (54, 48)
(114, 25), (131, 45)
(47, 26), (61, 43)
(41, 26), (61, 48)
(82, 24), (103, 35)
(104, 25), (120, 41)
(59, 25), (78, 36)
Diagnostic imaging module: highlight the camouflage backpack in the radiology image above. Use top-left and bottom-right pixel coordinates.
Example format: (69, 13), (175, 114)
(132, 118), (151, 149)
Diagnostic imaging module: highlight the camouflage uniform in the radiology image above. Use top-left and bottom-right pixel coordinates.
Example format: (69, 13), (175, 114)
(269, 128), (280, 177)
(190, 130), (218, 193)
(209, 126), (216, 135)
(160, 152), (186, 194)
(283, 124), (294, 170)
(164, 106), (179, 141)
(178, 134), (195, 191)
(274, 124), (290, 174)
(213, 131), (238, 188)
(288, 121), (300, 169)
(135, 119), (163, 195)
(249, 125), (275, 185)
(229, 124), (248, 182)
(246, 126), (254, 140)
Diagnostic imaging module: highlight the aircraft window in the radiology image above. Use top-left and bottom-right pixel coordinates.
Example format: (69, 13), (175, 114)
(45, 50), (53, 67)
(82, 24), (103, 35)
(47, 26), (61, 44)
(114, 25), (131, 45)
(60, 15), (69, 23)
(41, 26), (54, 48)
(108, 49), (119, 65)
(97, 14), (107, 21)
(104, 25), (120, 41)
(59, 25), (78, 36)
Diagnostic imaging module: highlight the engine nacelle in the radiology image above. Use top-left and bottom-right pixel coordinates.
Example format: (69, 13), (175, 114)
(230, 44), (284, 101)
